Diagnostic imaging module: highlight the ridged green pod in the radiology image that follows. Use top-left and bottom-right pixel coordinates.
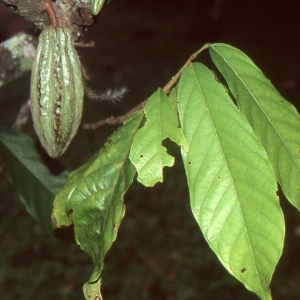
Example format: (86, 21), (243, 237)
(91, 0), (106, 15)
(30, 26), (84, 158)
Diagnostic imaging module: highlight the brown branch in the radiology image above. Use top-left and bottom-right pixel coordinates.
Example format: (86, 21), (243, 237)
(0, 0), (93, 35)
(82, 45), (210, 130)
(43, 0), (58, 28)
(82, 99), (147, 130)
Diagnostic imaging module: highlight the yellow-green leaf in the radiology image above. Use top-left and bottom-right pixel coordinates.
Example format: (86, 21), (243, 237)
(178, 62), (284, 300)
(209, 43), (300, 209)
(130, 88), (186, 187)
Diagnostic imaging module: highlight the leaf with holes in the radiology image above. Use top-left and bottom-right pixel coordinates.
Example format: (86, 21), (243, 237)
(53, 111), (144, 299)
(129, 88), (186, 187)
(209, 43), (300, 210)
(178, 62), (284, 300)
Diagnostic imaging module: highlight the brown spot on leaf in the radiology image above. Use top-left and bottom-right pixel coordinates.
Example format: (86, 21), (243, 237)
(241, 267), (246, 273)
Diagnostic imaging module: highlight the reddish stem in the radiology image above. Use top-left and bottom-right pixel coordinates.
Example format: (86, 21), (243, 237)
(43, 0), (58, 27)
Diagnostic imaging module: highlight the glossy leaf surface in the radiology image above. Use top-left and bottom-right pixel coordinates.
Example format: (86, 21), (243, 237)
(53, 111), (144, 299)
(209, 43), (300, 209)
(178, 63), (284, 300)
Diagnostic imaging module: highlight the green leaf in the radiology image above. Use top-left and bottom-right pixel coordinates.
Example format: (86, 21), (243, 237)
(129, 88), (187, 187)
(83, 278), (102, 300)
(53, 111), (144, 299)
(209, 43), (300, 209)
(0, 125), (68, 235)
(178, 63), (284, 300)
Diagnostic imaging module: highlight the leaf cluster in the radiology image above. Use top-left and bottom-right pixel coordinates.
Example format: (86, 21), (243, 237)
(0, 43), (299, 300)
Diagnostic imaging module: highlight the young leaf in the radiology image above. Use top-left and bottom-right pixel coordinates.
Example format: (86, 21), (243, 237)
(129, 88), (186, 187)
(0, 125), (69, 235)
(209, 43), (300, 210)
(53, 111), (144, 299)
(178, 63), (284, 300)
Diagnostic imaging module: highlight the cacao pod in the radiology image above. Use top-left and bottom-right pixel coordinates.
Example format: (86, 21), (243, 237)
(30, 26), (84, 158)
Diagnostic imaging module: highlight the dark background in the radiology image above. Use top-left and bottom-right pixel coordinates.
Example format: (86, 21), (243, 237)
(1, 0), (300, 299)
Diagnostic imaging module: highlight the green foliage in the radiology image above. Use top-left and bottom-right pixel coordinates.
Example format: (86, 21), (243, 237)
(129, 88), (186, 187)
(209, 43), (300, 209)
(177, 62), (284, 299)
(53, 111), (144, 298)
(1, 43), (299, 300)
(0, 125), (68, 235)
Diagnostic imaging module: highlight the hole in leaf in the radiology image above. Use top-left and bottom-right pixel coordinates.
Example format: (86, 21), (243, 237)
(240, 267), (246, 273)
(54, 224), (75, 242)
(113, 223), (118, 230)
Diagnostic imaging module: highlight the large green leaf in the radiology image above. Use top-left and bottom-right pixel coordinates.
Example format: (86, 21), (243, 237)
(178, 63), (284, 300)
(130, 88), (186, 187)
(0, 125), (68, 235)
(53, 111), (144, 299)
(209, 43), (300, 209)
